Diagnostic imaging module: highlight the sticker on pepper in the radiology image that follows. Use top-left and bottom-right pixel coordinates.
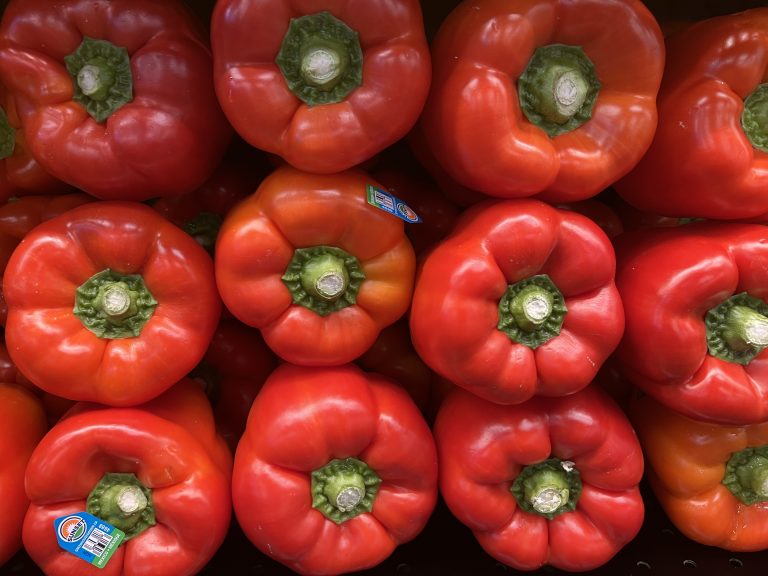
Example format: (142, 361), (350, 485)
(54, 512), (125, 569)
(366, 184), (422, 223)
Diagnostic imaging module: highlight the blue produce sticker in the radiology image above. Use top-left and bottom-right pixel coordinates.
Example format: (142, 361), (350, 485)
(366, 184), (422, 223)
(55, 512), (125, 569)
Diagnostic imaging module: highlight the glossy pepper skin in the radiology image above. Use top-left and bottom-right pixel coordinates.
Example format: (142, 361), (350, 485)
(614, 222), (768, 425)
(232, 363), (438, 576)
(419, 0), (664, 202)
(0, 192), (95, 272)
(409, 199), (624, 405)
(22, 379), (232, 576)
(215, 165), (416, 366)
(3, 201), (221, 406)
(434, 385), (644, 572)
(210, 0), (431, 174)
(0, 383), (47, 568)
(0, 0), (232, 200)
(0, 85), (73, 202)
(631, 393), (768, 552)
(615, 9), (768, 220)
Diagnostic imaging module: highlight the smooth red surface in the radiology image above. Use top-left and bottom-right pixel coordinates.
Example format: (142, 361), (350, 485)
(0, 0), (232, 200)
(3, 201), (221, 406)
(0, 383), (47, 568)
(615, 222), (768, 424)
(420, 0), (664, 201)
(409, 198), (624, 404)
(434, 385), (645, 572)
(615, 8), (768, 219)
(232, 363), (438, 575)
(211, 0), (431, 174)
(22, 380), (232, 576)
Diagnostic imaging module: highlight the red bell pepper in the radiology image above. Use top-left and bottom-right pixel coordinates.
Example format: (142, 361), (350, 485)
(419, 0), (665, 202)
(615, 8), (768, 219)
(210, 0), (431, 174)
(615, 222), (768, 424)
(409, 198), (624, 405)
(232, 363), (438, 575)
(434, 384), (644, 572)
(0, 192), (95, 272)
(191, 317), (278, 453)
(0, 0), (232, 200)
(22, 379), (232, 576)
(3, 201), (221, 406)
(0, 85), (73, 202)
(215, 165), (415, 366)
(631, 393), (768, 552)
(0, 383), (47, 568)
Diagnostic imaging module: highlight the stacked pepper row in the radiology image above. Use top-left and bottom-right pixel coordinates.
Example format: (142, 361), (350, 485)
(0, 0), (767, 575)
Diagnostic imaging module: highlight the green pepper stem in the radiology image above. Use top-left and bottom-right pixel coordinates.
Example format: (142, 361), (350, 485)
(518, 44), (601, 138)
(76, 61), (116, 101)
(300, 252), (349, 300)
(301, 43), (344, 88)
(73, 268), (157, 339)
(276, 11), (363, 106)
(509, 284), (555, 332)
(497, 274), (567, 349)
(87, 473), (155, 540)
(706, 293), (768, 365)
(64, 36), (133, 123)
(723, 305), (768, 351)
(723, 447), (768, 505)
(742, 83), (768, 153)
(311, 457), (381, 524)
(282, 246), (365, 317)
(511, 458), (582, 519)
(322, 467), (367, 512)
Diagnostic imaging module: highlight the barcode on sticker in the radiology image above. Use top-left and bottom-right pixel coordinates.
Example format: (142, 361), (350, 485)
(55, 511), (125, 569)
(372, 188), (395, 211)
(82, 528), (112, 557)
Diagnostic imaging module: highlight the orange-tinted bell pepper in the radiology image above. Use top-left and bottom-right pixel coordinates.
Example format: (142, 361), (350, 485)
(216, 166), (415, 366)
(631, 393), (768, 552)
